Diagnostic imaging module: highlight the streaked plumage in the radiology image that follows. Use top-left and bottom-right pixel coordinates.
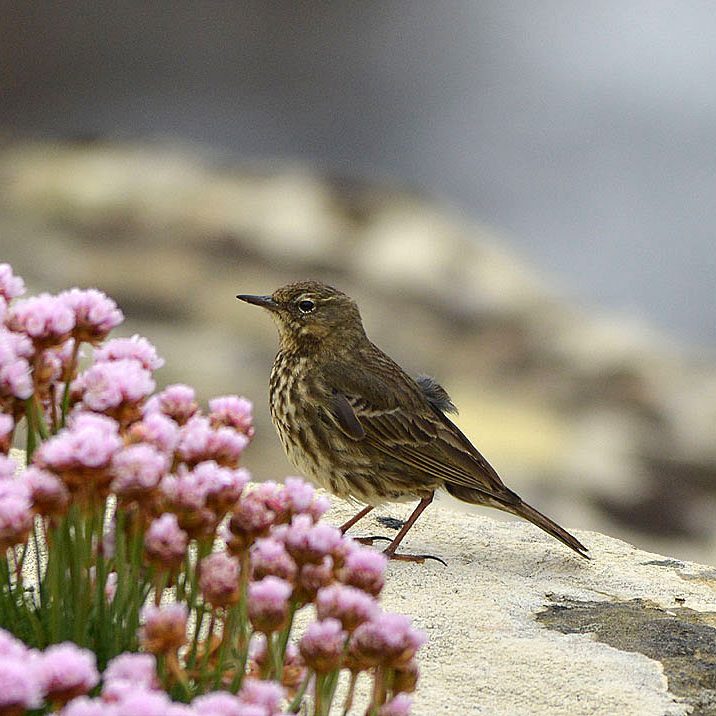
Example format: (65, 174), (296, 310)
(238, 281), (588, 560)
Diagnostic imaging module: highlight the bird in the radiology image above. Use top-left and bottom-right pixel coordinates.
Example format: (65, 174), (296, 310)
(237, 281), (588, 562)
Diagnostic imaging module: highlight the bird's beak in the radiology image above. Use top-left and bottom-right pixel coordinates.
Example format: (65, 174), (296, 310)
(236, 294), (280, 311)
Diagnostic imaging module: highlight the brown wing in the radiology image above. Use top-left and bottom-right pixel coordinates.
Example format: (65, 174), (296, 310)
(322, 350), (519, 506)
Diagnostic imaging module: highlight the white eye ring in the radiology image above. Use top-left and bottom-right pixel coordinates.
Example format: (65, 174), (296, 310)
(297, 299), (316, 314)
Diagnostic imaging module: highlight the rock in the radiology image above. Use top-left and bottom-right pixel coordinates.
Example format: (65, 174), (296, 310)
(324, 494), (716, 716)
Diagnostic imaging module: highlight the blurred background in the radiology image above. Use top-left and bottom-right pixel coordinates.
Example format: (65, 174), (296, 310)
(1, 2), (715, 563)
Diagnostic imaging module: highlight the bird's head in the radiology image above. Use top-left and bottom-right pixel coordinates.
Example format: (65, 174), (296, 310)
(237, 281), (366, 351)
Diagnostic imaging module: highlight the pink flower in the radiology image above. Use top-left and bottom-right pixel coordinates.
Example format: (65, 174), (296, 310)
(94, 335), (164, 372)
(143, 384), (198, 425)
(199, 551), (241, 607)
(36, 412), (122, 471)
(144, 513), (188, 568)
(177, 415), (249, 468)
(299, 618), (345, 673)
(208, 395), (254, 437)
(111, 689), (175, 716)
(0, 655), (43, 711)
(378, 694), (413, 716)
(61, 695), (118, 716)
(340, 547), (388, 596)
(127, 413), (180, 455)
(349, 613), (426, 669)
(139, 603), (188, 654)
(103, 653), (158, 692)
(0, 329), (33, 400)
(110, 444), (168, 498)
(295, 556), (334, 603)
(7, 292), (75, 346)
(160, 468), (209, 512)
(0, 483), (33, 549)
(36, 642), (100, 704)
(24, 466), (70, 516)
(227, 490), (277, 551)
(316, 584), (379, 632)
(0, 453), (17, 480)
(74, 359), (155, 412)
(191, 691), (245, 716)
(0, 628), (28, 658)
(238, 679), (285, 712)
(247, 576), (293, 633)
(59, 288), (123, 344)
(282, 477), (315, 514)
(0, 263), (25, 301)
(284, 514), (342, 565)
(0, 413), (14, 452)
(191, 460), (249, 511)
(250, 537), (297, 582)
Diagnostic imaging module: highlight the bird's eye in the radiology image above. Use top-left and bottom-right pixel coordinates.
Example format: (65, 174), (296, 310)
(297, 299), (316, 314)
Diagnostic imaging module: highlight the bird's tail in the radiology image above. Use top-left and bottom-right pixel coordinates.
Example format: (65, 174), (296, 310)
(446, 484), (589, 559)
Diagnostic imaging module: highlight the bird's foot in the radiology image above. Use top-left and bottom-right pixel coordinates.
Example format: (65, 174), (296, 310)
(383, 550), (447, 566)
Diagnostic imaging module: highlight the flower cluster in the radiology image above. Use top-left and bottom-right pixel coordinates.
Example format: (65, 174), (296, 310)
(0, 264), (424, 716)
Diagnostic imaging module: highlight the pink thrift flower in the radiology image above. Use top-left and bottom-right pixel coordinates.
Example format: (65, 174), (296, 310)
(36, 412), (122, 472)
(299, 618), (345, 673)
(208, 395), (254, 437)
(0, 413), (14, 451)
(284, 514), (343, 565)
(36, 642), (100, 704)
(7, 292), (75, 346)
(110, 444), (168, 498)
(238, 679), (285, 712)
(251, 537), (297, 582)
(340, 547), (388, 596)
(59, 288), (123, 344)
(0, 453), (17, 480)
(0, 655), (43, 711)
(199, 551), (241, 607)
(0, 329), (33, 400)
(349, 613), (426, 669)
(143, 384), (198, 424)
(247, 576), (293, 633)
(0, 628), (28, 659)
(191, 691), (245, 716)
(60, 695), (117, 716)
(378, 694), (413, 716)
(144, 513), (188, 568)
(103, 653), (158, 691)
(25, 465), (71, 516)
(94, 334), (164, 371)
(0, 263), (25, 301)
(74, 359), (155, 412)
(177, 415), (249, 468)
(127, 412), (180, 455)
(281, 477), (315, 514)
(0, 484), (33, 549)
(227, 491), (277, 551)
(140, 603), (188, 654)
(316, 584), (379, 632)
(296, 556), (334, 603)
(111, 689), (175, 716)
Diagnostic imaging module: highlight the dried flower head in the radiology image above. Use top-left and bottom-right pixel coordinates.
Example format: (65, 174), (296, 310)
(139, 604), (188, 654)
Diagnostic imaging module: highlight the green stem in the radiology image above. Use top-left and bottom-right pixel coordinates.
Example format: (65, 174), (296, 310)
(60, 340), (81, 428)
(288, 670), (312, 713)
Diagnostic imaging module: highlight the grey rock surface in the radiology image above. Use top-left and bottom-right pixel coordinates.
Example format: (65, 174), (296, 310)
(325, 494), (716, 716)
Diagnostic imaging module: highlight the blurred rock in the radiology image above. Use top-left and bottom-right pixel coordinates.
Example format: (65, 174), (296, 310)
(1, 138), (715, 563)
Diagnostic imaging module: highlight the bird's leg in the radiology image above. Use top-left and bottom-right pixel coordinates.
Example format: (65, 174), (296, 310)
(382, 494), (445, 565)
(339, 505), (374, 534)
